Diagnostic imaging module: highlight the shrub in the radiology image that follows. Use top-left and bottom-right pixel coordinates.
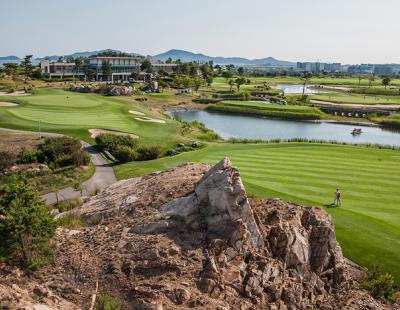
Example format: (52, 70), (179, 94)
(38, 137), (87, 168)
(0, 151), (17, 170)
(95, 134), (138, 151)
(18, 149), (37, 164)
(360, 266), (397, 301)
(0, 181), (57, 269)
(113, 146), (137, 163)
(95, 292), (121, 310)
(136, 145), (161, 161)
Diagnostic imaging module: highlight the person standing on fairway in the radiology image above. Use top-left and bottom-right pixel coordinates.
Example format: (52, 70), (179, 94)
(334, 188), (341, 206)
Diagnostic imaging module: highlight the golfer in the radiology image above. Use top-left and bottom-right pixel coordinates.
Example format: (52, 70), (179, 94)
(334, 188), (341, 206)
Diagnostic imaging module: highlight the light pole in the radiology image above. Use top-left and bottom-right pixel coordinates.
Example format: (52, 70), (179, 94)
(38, 119), (41, 139)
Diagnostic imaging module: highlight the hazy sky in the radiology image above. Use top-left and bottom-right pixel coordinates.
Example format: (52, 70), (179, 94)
(1, 0), (400, 63)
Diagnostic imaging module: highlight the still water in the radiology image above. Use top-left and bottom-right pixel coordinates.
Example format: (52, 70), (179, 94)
(274, 84), (331, 94)
(169, 109), (400, 146)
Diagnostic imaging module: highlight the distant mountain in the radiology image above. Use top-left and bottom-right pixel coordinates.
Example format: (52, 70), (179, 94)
(0, 49), (295, 68)
(0, 55), (21, 66)
(153, 49), (295, 67)
(34, 49), (141, 61)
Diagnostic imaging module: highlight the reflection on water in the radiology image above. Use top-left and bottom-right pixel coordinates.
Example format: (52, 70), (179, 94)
(274, 84), (331, 94)
(169, 109), (400, 146)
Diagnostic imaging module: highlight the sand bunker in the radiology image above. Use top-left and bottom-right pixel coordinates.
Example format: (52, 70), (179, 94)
(0, 91), (29, 97)
(0, 102), (18, 107)
(89, 129), (139, 139)
(128, 110), (145, 116)
(134, 117), (166, 124)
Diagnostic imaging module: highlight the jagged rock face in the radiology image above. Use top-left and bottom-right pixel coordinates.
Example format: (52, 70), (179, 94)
(135, 158), (264, 251)
(1, 160), (392, 309)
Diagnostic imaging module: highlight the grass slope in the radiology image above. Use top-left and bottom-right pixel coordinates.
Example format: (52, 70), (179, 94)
(115, 143), (400, 282)
(207, 100), (325, 120)
(0, 88), (182, 147)
(311, 93), (400, 105)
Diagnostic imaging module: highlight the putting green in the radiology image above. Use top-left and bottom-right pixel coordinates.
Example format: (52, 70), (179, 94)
(115, 143), (400, 282)
(0, 88), (182, 147)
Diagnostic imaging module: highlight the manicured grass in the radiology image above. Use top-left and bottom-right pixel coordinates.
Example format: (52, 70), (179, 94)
(207, 100), (325, 120)
(115, 142), (400, 282)
(311, 92), (400, 105)
(247, 76), (400, 87)
(210, 77), (282, 93)
(372, 114), (400, 128)
(0, 88), (183, 148)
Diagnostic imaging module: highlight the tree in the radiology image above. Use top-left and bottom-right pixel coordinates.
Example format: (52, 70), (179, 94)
(166, 57), (173, 64)
(74, 57), (84, 82)
(368, 75), (375, 88)
(222, 71), (233, 82)
(234, 77), (246, 92)
(101, 60), (112, 82)
(382, 77), (391, 89)
(21, 55), (33, 82)
(83, 65), (96, 81)
(140, 59), (153, 74)
(300, 72), (312, 95)
(228, 79), (235, 92)
(357, 74), (364, 86)
(130, 71), (139, 81)
(3, 63), (19, 77)
(226, 64), (235, 72)
(0, 180), (57, 269)
(193, 76), (204, 92)
(31, 67), (42, 79)
(238, 67), (245, 76)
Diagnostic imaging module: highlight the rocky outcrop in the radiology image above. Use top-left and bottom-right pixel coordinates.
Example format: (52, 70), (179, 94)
(1, 159), (394, 309)
(69, 84), (134, 96)
(0, 264), (80, 310)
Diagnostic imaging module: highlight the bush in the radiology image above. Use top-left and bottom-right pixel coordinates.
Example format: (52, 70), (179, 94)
(95, 134), (138, 151)
(38, 137), (87, 168)
(360, 266), (397, 301)
(95, 292), (121, 310)
(136, 145), (161, 161)
(0, 181), (57, 269)
(18, 149), (37, 164)
(0, 151), (17, 170)
(113, 146), (137, 163)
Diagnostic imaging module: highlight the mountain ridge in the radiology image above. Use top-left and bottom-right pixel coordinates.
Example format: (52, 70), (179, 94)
(0, 49), (295, 67)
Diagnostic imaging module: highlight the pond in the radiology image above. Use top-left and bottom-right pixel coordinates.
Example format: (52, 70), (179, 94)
(168, 109), (400, 146)
(274, 84), (331, 94)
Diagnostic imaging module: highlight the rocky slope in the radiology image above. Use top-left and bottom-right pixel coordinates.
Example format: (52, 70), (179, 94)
(0, 159), (394, 309)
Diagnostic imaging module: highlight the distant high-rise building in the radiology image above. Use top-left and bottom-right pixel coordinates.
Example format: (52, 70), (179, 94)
(296, 62), (341, 73)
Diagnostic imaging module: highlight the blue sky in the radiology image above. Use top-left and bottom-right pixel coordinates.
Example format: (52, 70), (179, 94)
(1, 0), (399, 63)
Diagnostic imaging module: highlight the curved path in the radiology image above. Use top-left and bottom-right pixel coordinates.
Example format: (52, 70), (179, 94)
(42, 141), (117, 205)
(0, 128), (117, 205)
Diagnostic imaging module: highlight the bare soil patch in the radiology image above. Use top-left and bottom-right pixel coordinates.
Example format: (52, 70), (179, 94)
(134, 117), (166, 123)
(0, 130), (42, 153)
(88, 129), (139, 139)
(0, 102), (18, 107)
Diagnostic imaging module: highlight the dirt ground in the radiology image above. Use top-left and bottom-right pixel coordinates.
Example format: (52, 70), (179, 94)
(0, 130), (43, 154)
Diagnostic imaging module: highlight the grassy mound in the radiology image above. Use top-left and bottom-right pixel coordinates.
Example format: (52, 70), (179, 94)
(115, 142), (400, 283)
(0, 88), (181, 149)
(207, 100), (325, 120)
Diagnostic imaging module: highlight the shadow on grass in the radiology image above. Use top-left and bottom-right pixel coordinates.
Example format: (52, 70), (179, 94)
(324, 203), (341, 208)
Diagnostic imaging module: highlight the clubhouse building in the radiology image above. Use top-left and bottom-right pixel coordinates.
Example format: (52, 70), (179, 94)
(40, 56), (177, 82)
